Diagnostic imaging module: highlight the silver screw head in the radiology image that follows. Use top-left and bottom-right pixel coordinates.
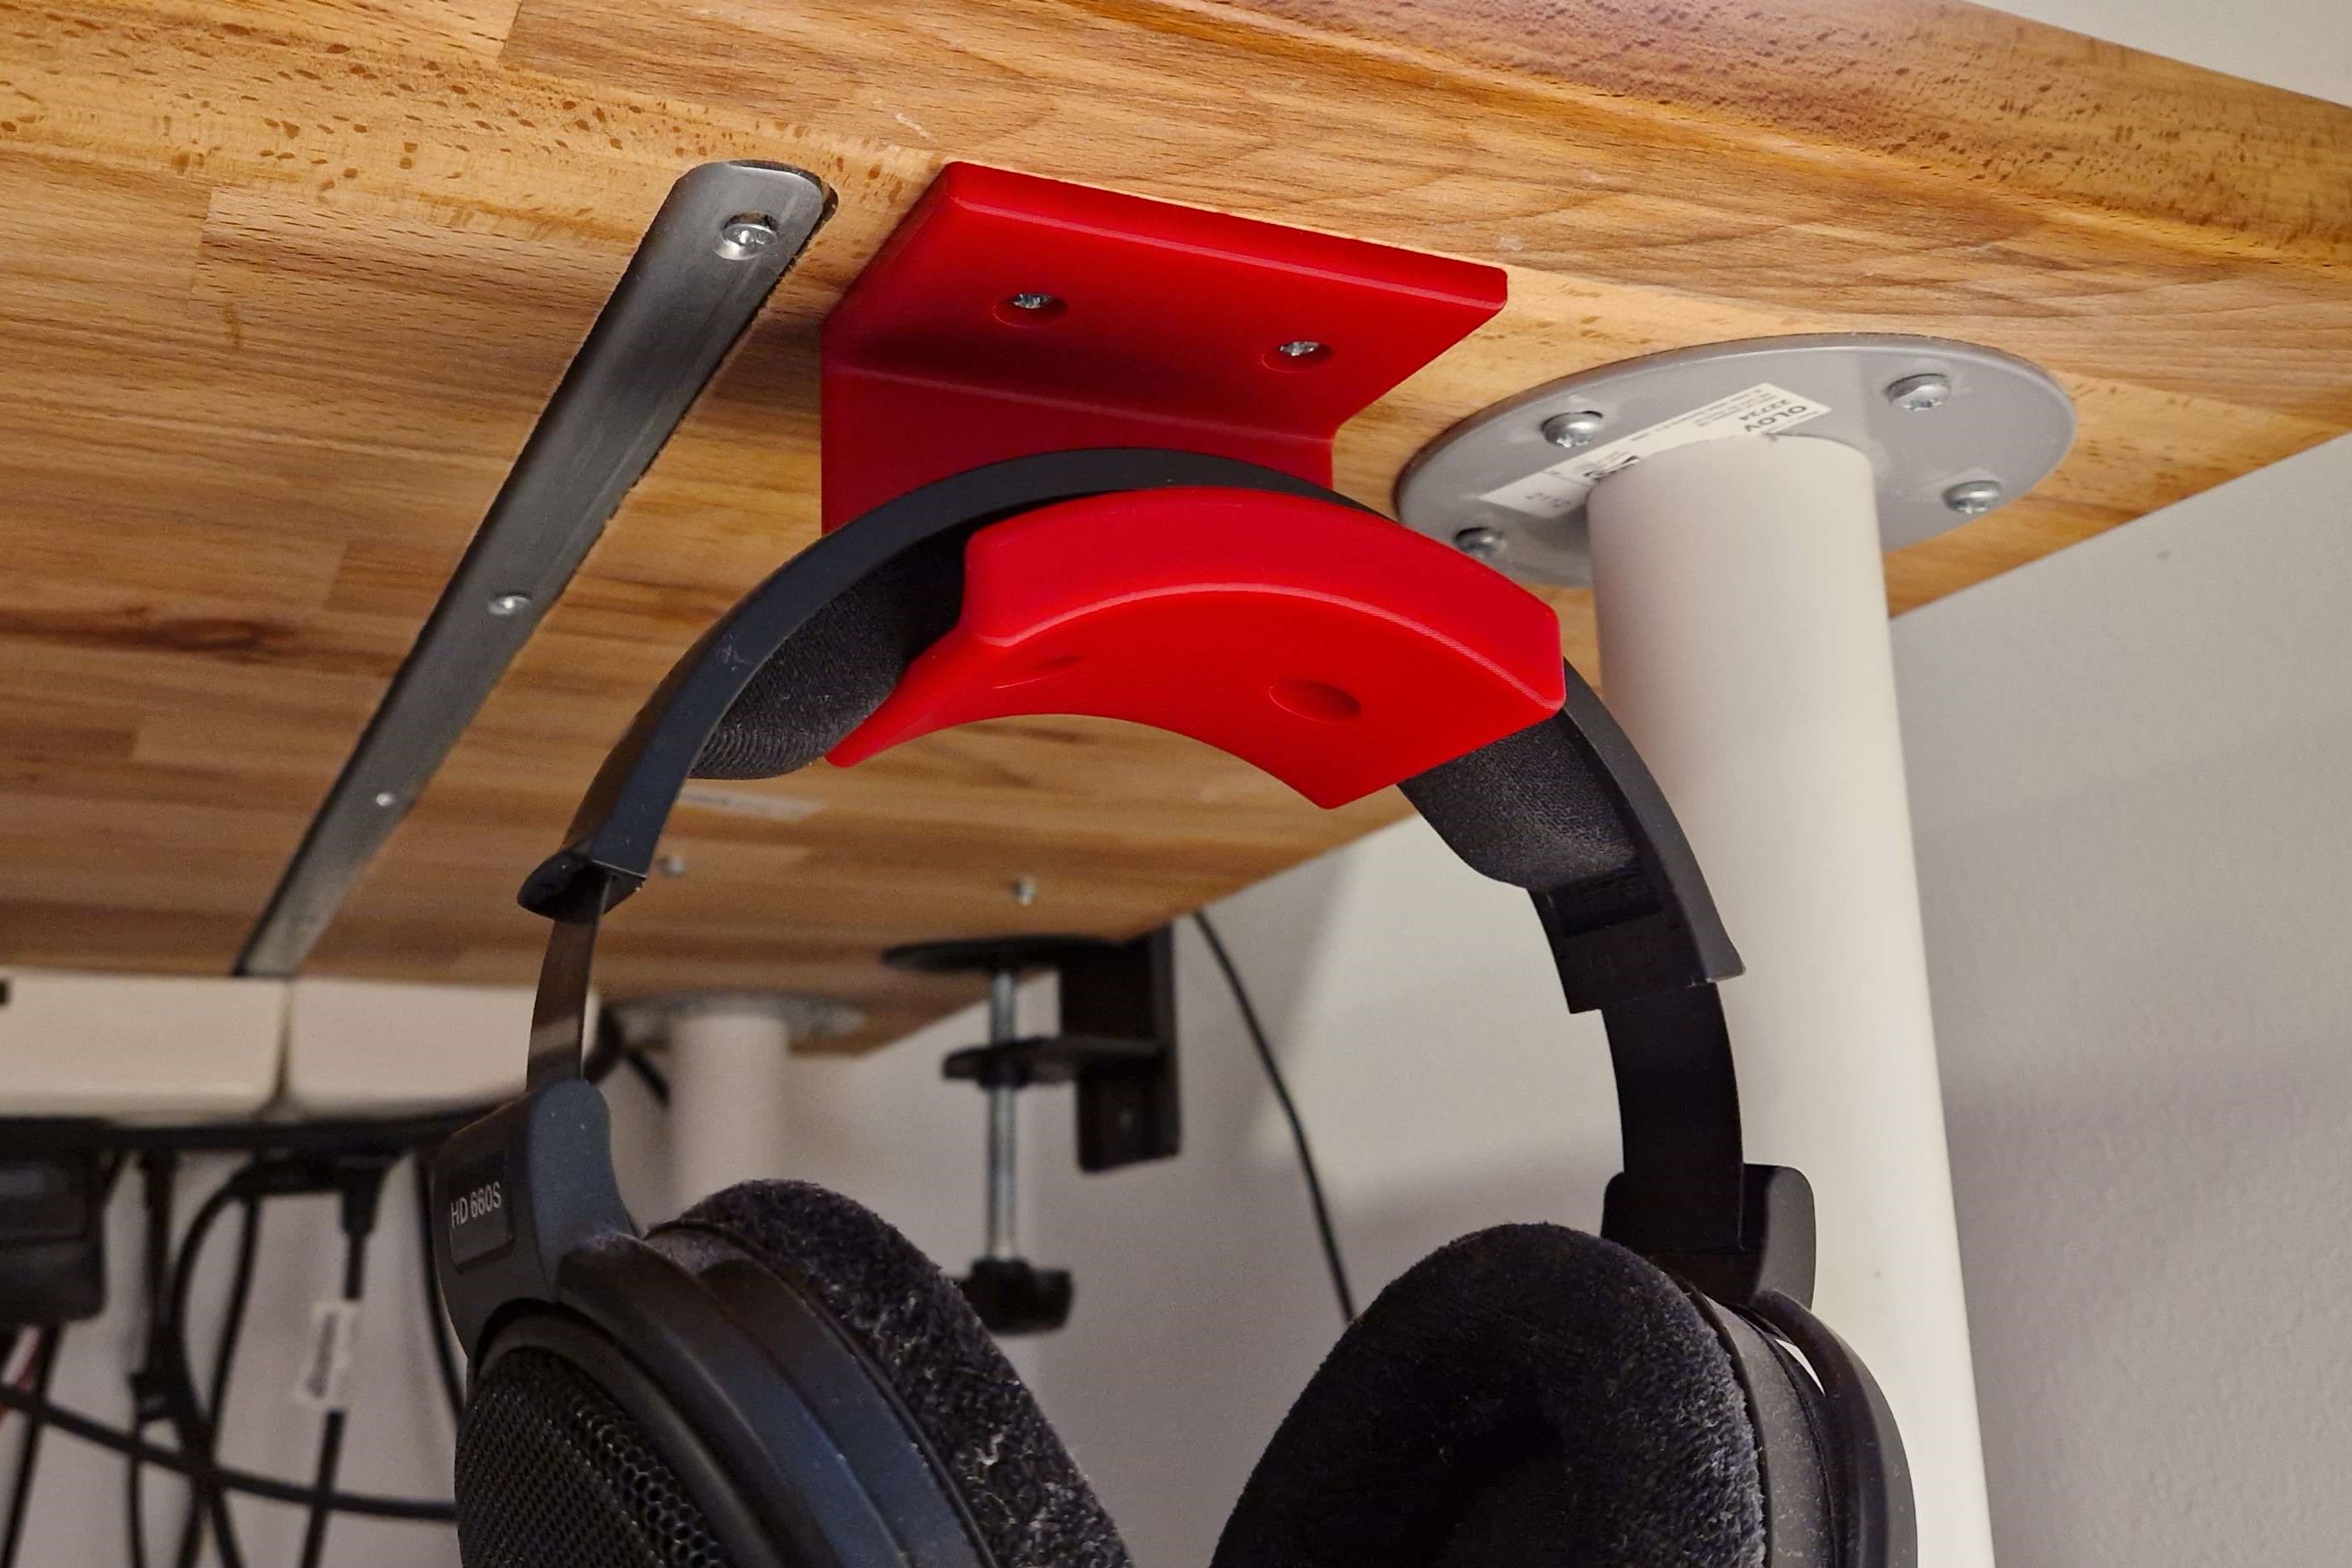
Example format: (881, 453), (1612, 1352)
(1943, 479), (2005, 517)
(371, 791), (398, 809)
(715, 215), (779, 260)
(1010, 875), (1039, 907)
(1886, 372), (1953, 412)
(655, 853), (687, 879)
(1006, 292), (1059, 312)
(1453, 526), (1506, 560)
(1275, 339), (1324, 359)
(1541, 410), (1606, 449)
(486, 592), (531, 617)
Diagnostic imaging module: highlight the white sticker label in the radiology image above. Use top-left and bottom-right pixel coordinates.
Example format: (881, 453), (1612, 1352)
(294, 1300), (363, 1411)
(1479, 383), (1834, 518)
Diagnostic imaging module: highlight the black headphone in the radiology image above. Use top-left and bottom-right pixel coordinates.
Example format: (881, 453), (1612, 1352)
(433, 448), (1915, 1568)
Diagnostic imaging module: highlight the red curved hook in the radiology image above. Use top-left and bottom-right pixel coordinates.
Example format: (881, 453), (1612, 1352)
(830, 487), (1566, 807)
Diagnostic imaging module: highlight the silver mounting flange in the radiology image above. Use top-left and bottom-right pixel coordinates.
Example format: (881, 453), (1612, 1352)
(1395, 333), (2075, 586)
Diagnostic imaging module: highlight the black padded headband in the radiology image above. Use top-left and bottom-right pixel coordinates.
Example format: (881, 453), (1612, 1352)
(519, 448), (1750, 1257)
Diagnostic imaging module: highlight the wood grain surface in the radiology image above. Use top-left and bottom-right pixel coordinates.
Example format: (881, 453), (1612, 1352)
(1, 0), (2346, 1048)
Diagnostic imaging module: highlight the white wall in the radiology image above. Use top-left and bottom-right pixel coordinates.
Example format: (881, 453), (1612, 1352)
(1896, 439), (2352, 1565)
(1980, 0), (2350, 104)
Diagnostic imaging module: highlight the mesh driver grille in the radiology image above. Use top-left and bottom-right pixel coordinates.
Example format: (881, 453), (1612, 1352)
(456, 1346), (734, 1568)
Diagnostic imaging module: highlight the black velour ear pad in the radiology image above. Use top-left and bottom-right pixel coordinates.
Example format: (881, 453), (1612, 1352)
(1212, 1224), (1765, 1568)
(658, 1179), (1133, 1568)
(692, 540), (964, 781)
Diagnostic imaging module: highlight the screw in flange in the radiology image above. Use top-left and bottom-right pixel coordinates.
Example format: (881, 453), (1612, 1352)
(1885, 372), (1953, 412)
(1006, 292), (1059, 312)
(486, 592), (531, 617)
(1943, 479), (2005, 517)
(371, 791), (398, 809)
(1010, 876), (1039, 907)
(1453, 526), (1507, 561)
(1275, 339), (1324, 359)
(1540, 410), (1606, 450)
(715, 214), (779, 261)
(655, 853), (688, 879)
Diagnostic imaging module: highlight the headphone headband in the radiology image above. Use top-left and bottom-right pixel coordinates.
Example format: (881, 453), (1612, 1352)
(518, 448), (1756, 1268)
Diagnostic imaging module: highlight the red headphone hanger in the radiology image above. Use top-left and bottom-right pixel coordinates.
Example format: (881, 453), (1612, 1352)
(819, 165), (1548, 804)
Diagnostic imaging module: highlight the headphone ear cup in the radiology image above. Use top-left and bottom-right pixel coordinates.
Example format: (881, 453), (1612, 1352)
(1211, 1224), (1765, 1568)
(458, 1318), (780, 1568)
(655, 1180), (1132, 1568)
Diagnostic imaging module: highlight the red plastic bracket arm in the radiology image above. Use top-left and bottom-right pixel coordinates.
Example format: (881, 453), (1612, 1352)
(831, 488), (1566, 807)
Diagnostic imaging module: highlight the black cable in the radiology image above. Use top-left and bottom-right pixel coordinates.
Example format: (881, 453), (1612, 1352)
(0, 1379), (452, 1521)
(126, 1426), (148, 1568)
(128, 1151), (180, 1568)
(160, 1176), (240, 1565)
(1, 1329), (63, 1568)
(294, 1238), (366, 1568)
(0, 1106), (497, 1161)
(165, 1171), (260, 1568)
(206, 1199), (264, 1423)
(297, 1163), (388, 1568)
(197, 1196), (261, 1565)
(585, 1010), (669, 1106)
(1190, 911), (1357, 1324)
(413, 1156), (467, 1421)
(621, 1047), (671, 1106)
(580, 1008), (626, 1085)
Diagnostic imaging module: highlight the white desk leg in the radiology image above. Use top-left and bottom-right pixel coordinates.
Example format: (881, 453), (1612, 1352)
(1590, 433), (1994, 1568)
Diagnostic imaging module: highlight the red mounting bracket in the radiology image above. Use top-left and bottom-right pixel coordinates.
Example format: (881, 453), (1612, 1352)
(820, 164), (1508, 527)
(831, 489), (1566, 807)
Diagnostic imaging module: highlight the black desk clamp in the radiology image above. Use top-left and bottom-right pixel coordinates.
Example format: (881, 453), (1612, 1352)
(883, 931), (1178, 1336)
